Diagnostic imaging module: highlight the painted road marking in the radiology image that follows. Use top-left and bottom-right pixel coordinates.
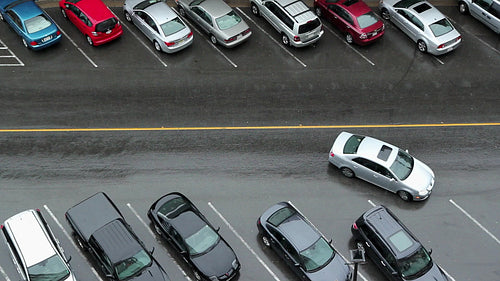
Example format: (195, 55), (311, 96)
(53, 23), (98, 68)
(0, 39), (24, 67)
(208, 202), (282, 281)
(0, 265), (11, 281)
(322, 24), (375, 66)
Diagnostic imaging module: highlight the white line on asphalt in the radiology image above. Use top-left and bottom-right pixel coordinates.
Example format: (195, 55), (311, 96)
(125, 203), (192, 281)
(43, 205), (104, 281)
(207, 202), (282, 281)
(440, 266), (457, 281)
(447, 17), (500, 55)
(367, 200), (376, 207)
(0, 39), (24, 67)
(237, 8), (307, 68)
(322, 24), (375, 66)
(0, 265), (11, 281)
(449, 199), (500, 245)
(53, 24), (98, 67)
(287, 201), (369, 281)
(432, 56), (444, 65)
(120, 22), (168, 67)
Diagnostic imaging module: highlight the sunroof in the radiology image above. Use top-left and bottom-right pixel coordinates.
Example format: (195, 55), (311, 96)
(377, 145), (392, 161)
(389, 230), (414, 252)
(413, 3), (432, 13)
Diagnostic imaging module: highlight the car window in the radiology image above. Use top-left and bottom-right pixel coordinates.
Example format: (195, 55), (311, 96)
(167, 227), (187, 251)
(192, 7), (212, 25)
(343, 135), (364, 154)
(28, 255), (70, 281)
(96, 17), (118, 33)
(353, 157), (378, 172)
(69, 5), (91, 27)
(216, 10), (242, 30)
(24, 14), (52, 34)
(133, 0), (161, 10)
(473, 0), (493, 10)
(335, 6), (354, 25)
(429, 18), (454, 37)
(6, 10), (23, 29)
(394, 0), (420, 8)
(397, 10), (424, 31)
(299, 237), (334, 272)
(356, 11), (379, 29)
(161, 17), (186, 37)
(298, 18), (321, 33)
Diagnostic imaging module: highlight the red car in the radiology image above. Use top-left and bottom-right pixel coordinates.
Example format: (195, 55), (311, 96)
(314, 0), (384, 45)
(59, 0), (123, 46)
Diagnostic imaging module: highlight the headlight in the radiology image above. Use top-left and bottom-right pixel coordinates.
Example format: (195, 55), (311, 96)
(232, 259), (239, 269)
(418, 189), (428, 196)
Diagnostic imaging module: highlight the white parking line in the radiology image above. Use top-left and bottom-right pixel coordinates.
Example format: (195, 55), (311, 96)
(53, 24), (98, 67)
(42, 205), (104, 281)
(207, 202), (282, 281)
(449, 199), (500, 245)
(322, 24), (375, 66)
(125, 203), (192, 281)
(0, 39), (24, 67)
(236, 8), (307, 68)
(447, 16), (500, 55)
(367, 199), (376, 207)
(0, 265), (11, 281)
(119, 22), (168, 67)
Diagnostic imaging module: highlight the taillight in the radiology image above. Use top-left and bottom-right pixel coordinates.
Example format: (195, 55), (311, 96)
(30, 41), (37, 46)
(330, 152), (334, 157)
(360, 33), (367, 39)
(352, 222), (358, 230)
(165, 41), (176, 46)
(242, 28), (251, 35)
(56, 30), (61, 36)
(224, 36), (237, 43)
(0, 225), (3, 229)
(187, 31), (193, 38)
(293, 36), (300, 42)
(437, 44), (445, 49)
(257, 218), (261, 225)
(456, 35), (462, 42)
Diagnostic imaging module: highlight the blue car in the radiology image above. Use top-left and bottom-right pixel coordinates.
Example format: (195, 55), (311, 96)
(0, 0), (61, 50)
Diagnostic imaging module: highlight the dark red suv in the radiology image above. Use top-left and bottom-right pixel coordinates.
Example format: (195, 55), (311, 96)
(314, 0), (384, 45)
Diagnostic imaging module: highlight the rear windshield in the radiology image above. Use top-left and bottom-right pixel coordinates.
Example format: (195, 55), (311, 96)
(429, 18), (453, 37)
(298, 18), (321, 34)
(24, 14), (52, 34)
(134, 0), (161, 10)
(216, 11), (242, 30)
(343, 135), (364, 154)
(357, 11), (378, 29)
(161, 17), (186, 37)
(268, 206), (295, 227)
(95, 17), (117, 33)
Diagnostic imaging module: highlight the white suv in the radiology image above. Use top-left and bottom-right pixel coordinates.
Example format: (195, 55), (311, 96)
(250, 0), (324, 47)
(1, 209), (76, 281)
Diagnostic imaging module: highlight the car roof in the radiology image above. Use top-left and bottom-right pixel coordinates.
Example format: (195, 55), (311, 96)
(338, 0), (372, 17)
(71, 0), (114, 22)
(3, 210), (57, 267)
(144, 2), (178, 24)
(170, 211), (207, 238)
(363, 206), (421, 259)
(408, 1), (444, 24)
(275, 0), (316, 23)
(5, 0), (43, 21)
(92, 220), (142, 264)
(193, 0), (231, 18)
(357, 136), (398, 165)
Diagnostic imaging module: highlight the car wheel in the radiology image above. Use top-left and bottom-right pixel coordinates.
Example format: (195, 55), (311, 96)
(458, 2), (469, 14)
(345, 33), (353, 44)
(281, 33), (289, 46)
(60, 8), (67, 18)
(314, 7), (321, 17)
(397, 191), (411, 201)
(124, 11), (132, 22)
(179, 7), (186, 17)
(22, 38), (28, 48)
(86, 36), (93, 46)
(153, 40), (162, 52)
(210, 34), (217, 45)
(341, 167), (355, 178)
(381, 8), (390, 20)
(417, 40), (427, 53)
(262, 235), (271, 247)
(251, 3), (260, 16)
(193, 271), (202, 281)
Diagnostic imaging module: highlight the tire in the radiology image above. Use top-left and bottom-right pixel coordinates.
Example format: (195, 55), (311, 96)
(381, 8), (390, 20)
(179, 7), (186, 17)
(417, 40), (427, 53)
(86, 35), (93, 46)
(341, 167), (355, 178)
(397, 190), (411, 201)
(251, 3), (259, 16)
(22, 38), (28, 48)
(281, 33), (289, 46)
(124, 11), (132, 22)
(314, 6), (321, 17)
(61, 8), (67, 19)
(154, 40), (162, 52)
(458, 2), (469, 14)
(210, 34), (217, 45)
(345, 33), (353, 44)
(262, 235), (271, 247)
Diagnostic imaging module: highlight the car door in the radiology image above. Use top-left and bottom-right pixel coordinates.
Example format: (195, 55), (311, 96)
(65, 4), (91, 34)
(268, 227), (307, 280)
(4, 10), (24, 38)
(470, 0), (500, 32)
(394, 9), (422, 41)
(190, 6), (212, 34)
(327, 5), (353, 34)
(261, 2), (282, 32)
(133, 11), (156, 41)
(359, 225), (398, 281)
(89, 238), (114, 278)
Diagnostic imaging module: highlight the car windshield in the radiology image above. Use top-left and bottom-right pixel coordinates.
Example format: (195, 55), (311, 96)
(398, 247), (432, 278)
(216, 11), (241, 30)
(357, 11), (379, 29)
(389, 149), (413, 180)
(161, 17), (186, 37)
(28, 254), (70, 281)
(185, 225), (220, 256)
(429, 18), (454, 37)
(133, 0), (161, 10)
(299, 237), (334, 272)
(24, 15), (52, 34)
(343, 135), (364, 154)
(115, 250), (152, 280)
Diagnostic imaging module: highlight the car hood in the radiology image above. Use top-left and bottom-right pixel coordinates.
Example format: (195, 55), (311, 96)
(408, 262), (448, 281)
(402, 158), (434, 192)
(191, 240), (237, 277)
(132, 261), (171, 281)
(307, 253), (351, 281)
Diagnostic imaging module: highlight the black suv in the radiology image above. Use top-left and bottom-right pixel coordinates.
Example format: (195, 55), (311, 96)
(351, 205), (448, 281)
(66, 192), (171, 281)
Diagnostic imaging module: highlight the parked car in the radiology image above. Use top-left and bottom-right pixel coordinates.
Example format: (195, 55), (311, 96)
(257, 201), (352, 281)
(1, 209), (76, 281)
(314, 0), (384, 45)
(328, 132), (435, 201)
(65, 192), (171, 281)
(59, 0), (123, 46)
(379, 0), (461, 55)
(250, 0), (324, 47)
(148, 192), (240, 281)
(123, 0), (193, 53)
(458, 0), (500, 34)
(175, 0), (251, 47)
(352, 205), (448, 281)
(0, 0), (61, 49)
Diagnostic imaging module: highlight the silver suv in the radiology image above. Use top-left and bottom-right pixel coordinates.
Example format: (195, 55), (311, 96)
(250, 0), (324, 47)
(1, 209), (76, 281)
(458, 0), (500, 33)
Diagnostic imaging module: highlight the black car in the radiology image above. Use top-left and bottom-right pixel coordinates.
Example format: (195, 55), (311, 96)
(65, 192), (171, 281)
(351, 205), (448, 281)
(148, 192), (240, 281)
(257, 202), (352, 281)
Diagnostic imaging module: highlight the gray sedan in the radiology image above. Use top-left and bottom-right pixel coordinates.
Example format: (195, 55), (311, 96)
(175, 0), (251, 47)
(328, 132), (435, 201)
(124, 0), (193, 53)
(379, 0), (462, 55)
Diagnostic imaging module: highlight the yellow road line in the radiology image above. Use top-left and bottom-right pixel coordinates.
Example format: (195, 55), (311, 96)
(0, 123), (499, 133)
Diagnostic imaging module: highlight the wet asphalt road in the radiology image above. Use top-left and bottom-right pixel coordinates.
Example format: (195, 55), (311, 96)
(1, 4), (499, 281)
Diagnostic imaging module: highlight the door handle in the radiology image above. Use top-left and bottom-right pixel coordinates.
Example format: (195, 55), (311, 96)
(381, 260), (386, 266)
(365, 241), (371, 248)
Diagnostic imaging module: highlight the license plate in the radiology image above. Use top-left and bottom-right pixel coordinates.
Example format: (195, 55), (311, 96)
(41, 35), (52, 42)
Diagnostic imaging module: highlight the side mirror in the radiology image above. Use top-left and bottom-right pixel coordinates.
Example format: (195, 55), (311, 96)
(216, 226), (220, 232)
(66, 256), (72, 263)
(294, 262), (301, 268)
(428, 248), (432, 255)
(150, 247), (155, 254)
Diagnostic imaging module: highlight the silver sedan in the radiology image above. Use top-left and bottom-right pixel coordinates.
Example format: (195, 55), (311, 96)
(379, 0), (462, 55)
(123, 0), (193, 53)
(175, 0), (251, 47)
(329, 132), (435, 201)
